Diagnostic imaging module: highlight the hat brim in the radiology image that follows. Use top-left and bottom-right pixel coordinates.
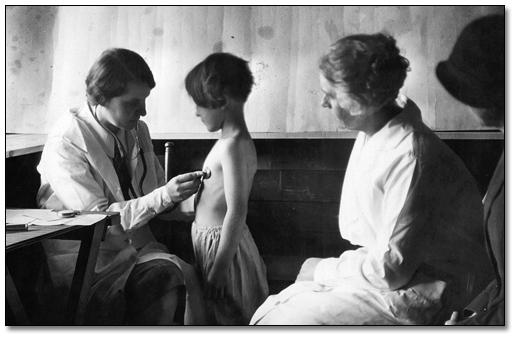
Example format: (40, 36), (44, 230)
(436, 60), (492, 109)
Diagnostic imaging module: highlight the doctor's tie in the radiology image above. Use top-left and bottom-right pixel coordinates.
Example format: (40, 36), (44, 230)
(112, 142), (133, 200)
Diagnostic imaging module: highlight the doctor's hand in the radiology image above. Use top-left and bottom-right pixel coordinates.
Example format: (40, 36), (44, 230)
(166, 171), (204, 203)
(296, 257), (323, 282)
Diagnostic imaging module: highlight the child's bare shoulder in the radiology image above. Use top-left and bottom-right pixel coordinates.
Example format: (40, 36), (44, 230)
(218, 133), (257, 176)
(220, 133), (254, 153)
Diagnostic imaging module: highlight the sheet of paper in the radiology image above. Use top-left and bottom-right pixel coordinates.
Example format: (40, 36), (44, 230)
(21, 209), (63, 221)
(29, 217), (79, 226)
(6, 209), (108, 226)
(6, 210), (37, 225)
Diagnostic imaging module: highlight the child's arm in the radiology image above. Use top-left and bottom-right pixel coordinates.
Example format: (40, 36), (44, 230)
(206, 140), (251, 300)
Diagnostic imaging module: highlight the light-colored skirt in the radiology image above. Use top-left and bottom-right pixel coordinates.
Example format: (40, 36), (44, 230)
(250, 272), (447, 325)
(192, 222), (269, 325)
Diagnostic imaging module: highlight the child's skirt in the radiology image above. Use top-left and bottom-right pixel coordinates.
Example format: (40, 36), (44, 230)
(191, 222), (269, 325)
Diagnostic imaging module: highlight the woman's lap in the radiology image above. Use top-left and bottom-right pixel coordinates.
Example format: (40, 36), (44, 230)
(251, 281), (398, 325)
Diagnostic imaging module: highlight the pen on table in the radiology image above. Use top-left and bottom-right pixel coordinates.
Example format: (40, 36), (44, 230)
(6, 223), (29, 231)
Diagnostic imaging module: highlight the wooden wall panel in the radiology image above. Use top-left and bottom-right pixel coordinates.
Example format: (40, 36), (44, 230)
(247, 201), (350, 257)
(151, 137), (504, 265)
(4, 138), (504, 297)
(250, 170), (344, 203)
(7, 6), (505, 135)
(255, 139), (354, 171)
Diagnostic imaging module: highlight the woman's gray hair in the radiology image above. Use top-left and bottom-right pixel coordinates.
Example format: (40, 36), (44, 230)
(319, 33), (410, 108)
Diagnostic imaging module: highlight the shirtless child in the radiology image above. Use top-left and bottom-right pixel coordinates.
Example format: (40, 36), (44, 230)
(184, 52), (268, 325)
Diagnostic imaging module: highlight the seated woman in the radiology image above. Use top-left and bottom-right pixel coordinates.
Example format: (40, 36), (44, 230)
(36, 48), (206, 325)
(251, 33), (492, 325)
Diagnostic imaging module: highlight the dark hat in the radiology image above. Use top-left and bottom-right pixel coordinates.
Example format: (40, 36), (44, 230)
(436, 14), (505, 109)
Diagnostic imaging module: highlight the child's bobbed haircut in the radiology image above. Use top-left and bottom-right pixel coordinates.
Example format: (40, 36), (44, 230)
(86, 48), (155, 106)
(185, 52), (254, 108)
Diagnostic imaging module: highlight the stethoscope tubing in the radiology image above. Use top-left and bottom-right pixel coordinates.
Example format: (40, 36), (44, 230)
(88, 102), (148, 198)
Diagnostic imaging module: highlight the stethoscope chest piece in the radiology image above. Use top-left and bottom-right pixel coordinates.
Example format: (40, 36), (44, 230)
(202, 167), (211, 180)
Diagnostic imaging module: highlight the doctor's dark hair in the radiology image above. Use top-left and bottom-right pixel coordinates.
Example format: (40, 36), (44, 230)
(319, 33), (410, 108)
(185, 52), (254, 108)
(86, 48), (156, 106)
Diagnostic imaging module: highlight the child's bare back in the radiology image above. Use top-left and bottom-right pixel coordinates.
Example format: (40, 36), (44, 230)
(195, 132), (257, 227)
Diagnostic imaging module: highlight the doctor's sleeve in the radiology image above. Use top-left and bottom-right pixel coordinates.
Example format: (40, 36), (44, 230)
(41, 138), (173, 231)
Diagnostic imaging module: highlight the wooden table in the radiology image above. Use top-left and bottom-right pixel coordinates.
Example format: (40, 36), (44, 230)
(5, 134), (47, 158)
(6, 212), (119, 325)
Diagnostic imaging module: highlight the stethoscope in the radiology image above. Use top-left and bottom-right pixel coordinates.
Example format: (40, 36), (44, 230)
(87, 102), (147, 198)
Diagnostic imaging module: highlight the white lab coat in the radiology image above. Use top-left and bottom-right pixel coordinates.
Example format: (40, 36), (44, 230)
(251, 96), (491, 325)
(36, 102), (204, 324)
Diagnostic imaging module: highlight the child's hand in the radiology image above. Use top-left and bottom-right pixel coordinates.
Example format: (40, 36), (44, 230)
(205, 268), (228, 300)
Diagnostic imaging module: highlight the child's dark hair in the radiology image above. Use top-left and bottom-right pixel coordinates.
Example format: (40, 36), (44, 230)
(185, 52), (254, 108)
(86, 48), (155, 106)
(319, 33), (410, 108)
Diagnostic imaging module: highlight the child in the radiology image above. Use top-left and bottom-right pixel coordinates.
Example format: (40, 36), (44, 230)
(184, 52), (269, 325)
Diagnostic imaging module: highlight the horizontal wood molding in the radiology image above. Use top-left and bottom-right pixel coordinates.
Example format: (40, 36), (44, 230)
(152, 131), (505, 140)
(6, 131), (504, 158)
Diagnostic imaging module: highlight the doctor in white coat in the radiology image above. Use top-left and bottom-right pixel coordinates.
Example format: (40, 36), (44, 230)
(37, 48), (206, 325)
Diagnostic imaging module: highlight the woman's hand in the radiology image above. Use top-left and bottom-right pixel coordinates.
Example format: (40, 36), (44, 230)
(296, 257), (323, 282)
(445, 311), (476, 325)
(205, 267), (228, 301)
(445, 311), (459, 325)
(165, 171), (203, 203)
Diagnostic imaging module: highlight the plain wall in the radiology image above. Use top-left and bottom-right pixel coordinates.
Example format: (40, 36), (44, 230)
(6, 5), (505, 134)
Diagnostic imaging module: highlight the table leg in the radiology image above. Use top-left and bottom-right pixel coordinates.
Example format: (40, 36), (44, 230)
(64, 219), (106, 325)
(5, 266), (30, 325)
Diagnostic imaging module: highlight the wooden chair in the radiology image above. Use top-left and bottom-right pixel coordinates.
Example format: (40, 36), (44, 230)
(164, 141), (175, 182)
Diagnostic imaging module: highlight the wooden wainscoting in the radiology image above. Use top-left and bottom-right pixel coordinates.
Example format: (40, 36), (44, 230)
(152, 137), (503, 295)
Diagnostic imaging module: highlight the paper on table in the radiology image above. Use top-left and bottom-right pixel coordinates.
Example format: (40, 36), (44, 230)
(6, 210), (36, 225)
(20, 209), (62, 221)
(6, 209), (108, 226)
(30, 217), (82, 226)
